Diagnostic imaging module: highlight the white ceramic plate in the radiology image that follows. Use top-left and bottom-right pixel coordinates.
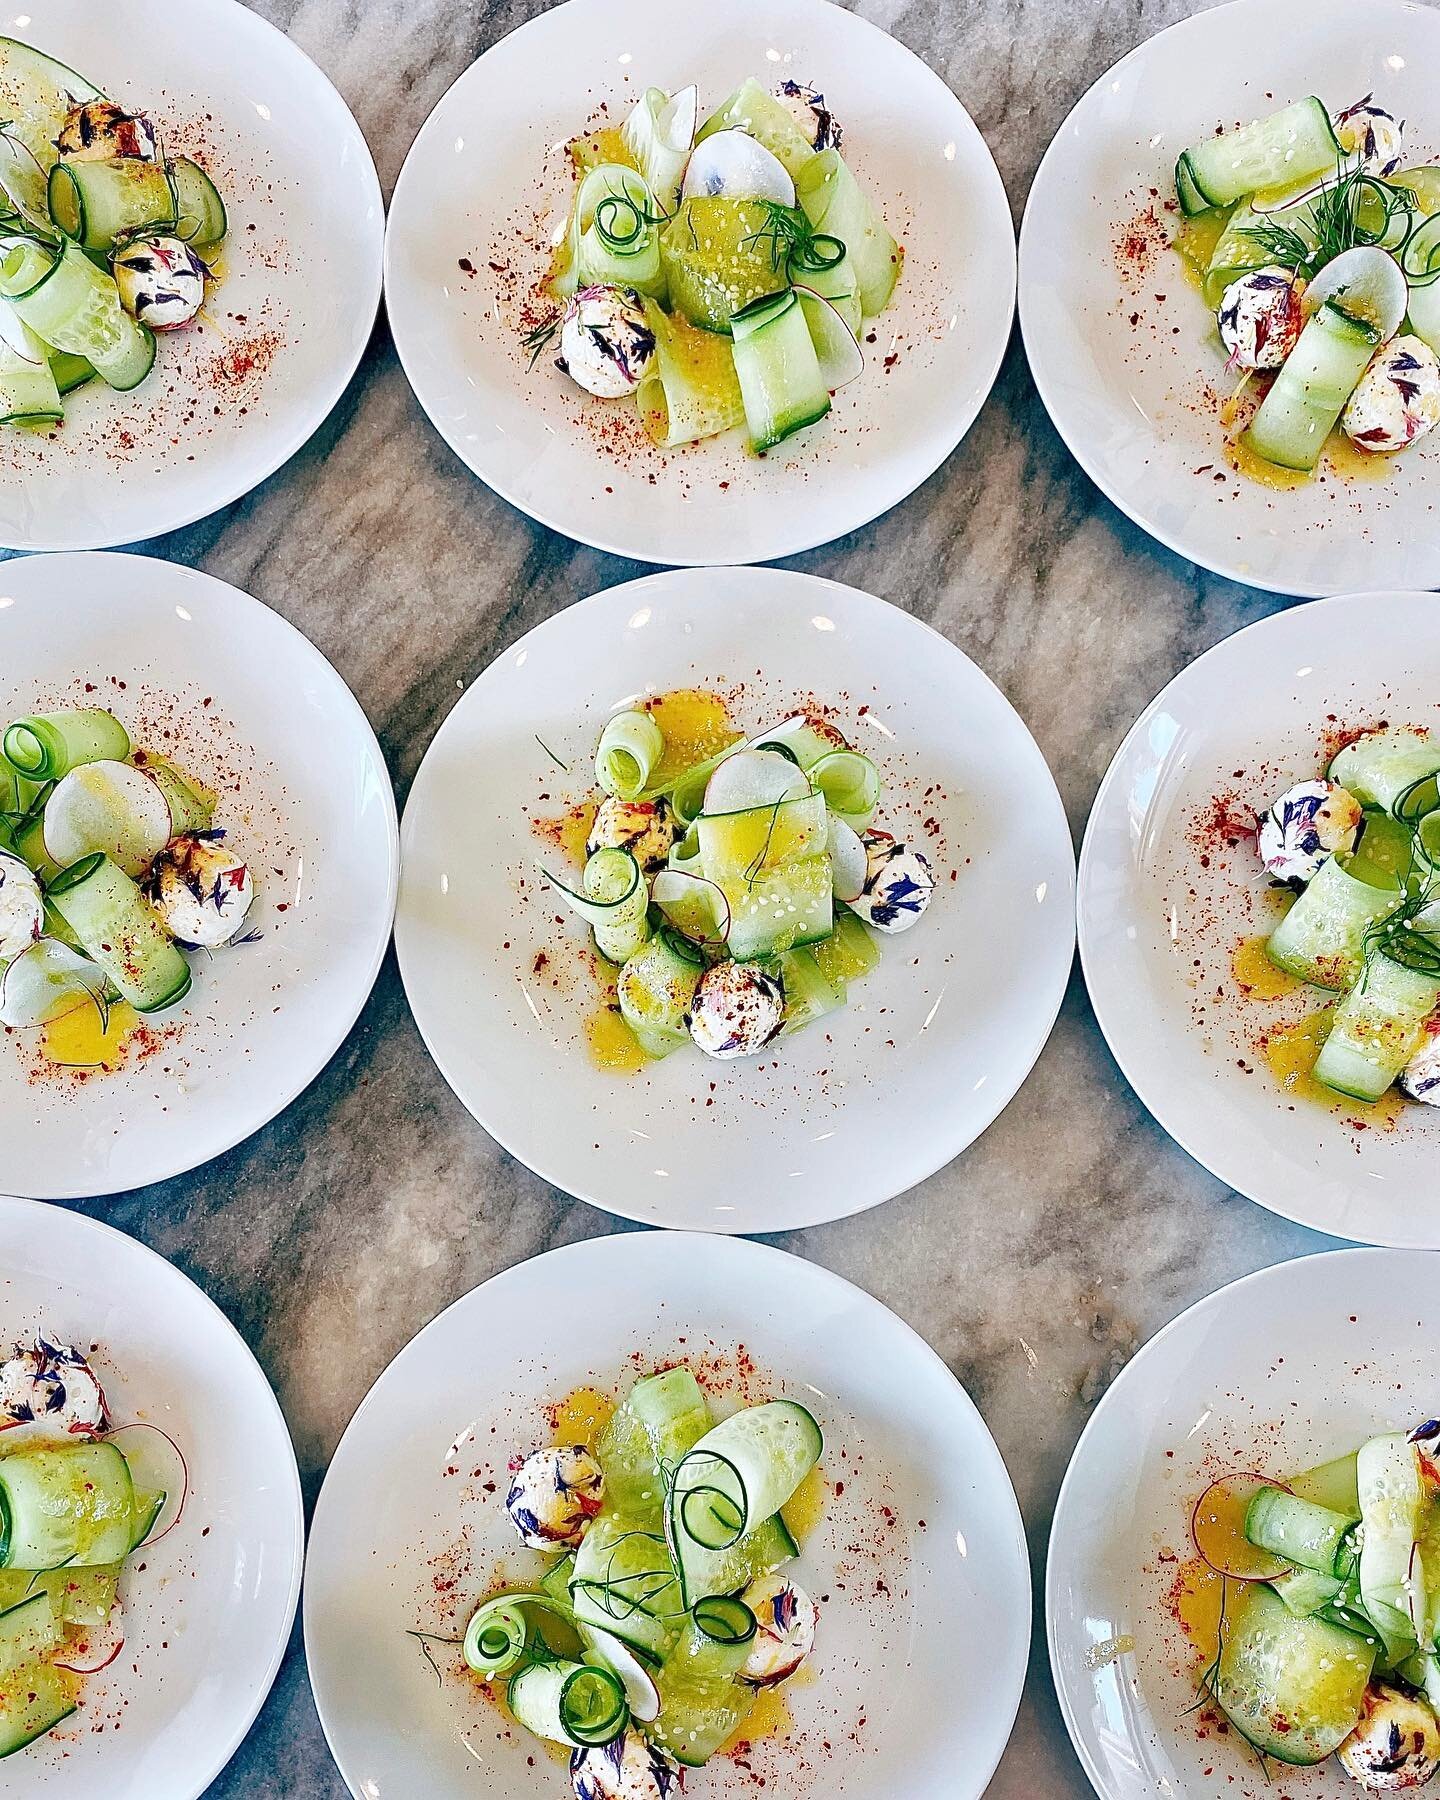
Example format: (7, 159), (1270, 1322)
(0, 1193), (303, 1797)
(1078, 591), (1440, 1248)
(1019, 0), (1440, 598)
(306, 1230), (1030, 1800)
(1048, 1246), (1434, 1800)
(395, 565), (1074, 1231)
(0, 552), (398, 1198)
(383, 0), (1015, 566)
(0, 0), (383, 552)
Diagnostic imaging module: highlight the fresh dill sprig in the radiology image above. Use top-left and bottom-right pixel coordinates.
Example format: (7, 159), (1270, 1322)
(740, 202), (845, 278)
(521, 313), (562, 371)
(1240, 163), (1417, 280)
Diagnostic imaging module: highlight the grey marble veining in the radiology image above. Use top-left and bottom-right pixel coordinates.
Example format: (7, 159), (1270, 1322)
(6, 0), (1358, 1793)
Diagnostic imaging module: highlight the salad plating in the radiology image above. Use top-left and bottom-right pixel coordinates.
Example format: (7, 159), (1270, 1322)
(0, 703), (256, 1070)
(458, 1365), (824, 1798)
(1245, 725), (1440, 1110)
(0, 37), (228, 430)
(1172, 95), (1440, 474)
(0, 1334), (181, 1759)
(528, 76), (901, 454)
(541, 694), (933, 1068)
(1181, 1425), (1440, 1789)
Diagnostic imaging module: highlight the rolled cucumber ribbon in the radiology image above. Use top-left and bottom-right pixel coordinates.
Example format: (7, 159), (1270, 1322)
(2, 708), (130, 782)
(595, 709), (664, 801)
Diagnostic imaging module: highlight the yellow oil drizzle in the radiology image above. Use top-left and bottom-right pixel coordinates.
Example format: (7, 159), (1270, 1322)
(39, 999), (139, 1071)
(568, 126), (634, 174)
(550, 1387), (614, 1450)
(1226, 423), (1401, 490)
(585, 1005), (647, 1075)
(780, 1465), (828, 1546)
(1262, 1009), (1406, 1127)
(644, 690), (741, 790)
(1173, 1555), (1225, 1662)
(1231, 935), (1301, 1001)
(1225, 430), (1311, 491)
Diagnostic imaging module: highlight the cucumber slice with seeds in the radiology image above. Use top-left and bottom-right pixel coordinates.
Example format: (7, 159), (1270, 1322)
(1243, 300), (1378, 473)
(1266, 853), (1406, 990)
(1177, 98), (1340, 215)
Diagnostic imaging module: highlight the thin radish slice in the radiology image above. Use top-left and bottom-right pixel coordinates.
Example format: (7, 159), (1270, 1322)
(1306, 246), (1408, 341)
(795, 288), (864, 390)
(827, 816), (867, 902)
(53, 1606), (124, 1674)
(582, 1626), (661, 1722)
(682, 130), (795, 207)
(1191, 1472), (1292, 1580)
(107, 1420), (189, 1546)
(703, 749), (809, 815)
(0, 940), (106, 1029)
(0, 297), (43, 362)
(44, 761), (171, 878)
(651, 868), (731, 948)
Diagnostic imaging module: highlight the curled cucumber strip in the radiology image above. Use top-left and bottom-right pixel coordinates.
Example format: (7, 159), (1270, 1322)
(810, 749), (880, 828)
(595, 710), (664, 802)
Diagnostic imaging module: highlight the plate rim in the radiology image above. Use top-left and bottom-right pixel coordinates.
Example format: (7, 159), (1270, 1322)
(381, 0), (1017, 568)
(0, 0), (385, 554)
(1076, 587), (1439, 1249)
(393, 563), (1077, 1231)
(0, 1189), (306, 1800)
(1044, 1243), (1405, 1800)
(304, 1226), (1033, 1800)
(0, 549), (401, 1199)
(1017, 0), (1440, 600)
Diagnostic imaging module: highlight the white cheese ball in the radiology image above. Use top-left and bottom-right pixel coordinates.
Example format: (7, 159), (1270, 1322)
(739, 1574), (819, 1687)
(586, 796), (680, 873)
(1400, 1020), (1440, 1105)
(849, 831), (934, 933)
(0, 851), (43, 962)
(113, 238), (208, 331)
(1335, 98), (1406, 176)
(1338, 1685), (1440, 1790)
(687, 960), (784, 1060)
(774, 80), (843, 153)
(146, 834), (254, 948)
(558, 286), (656, 398)
(505, 1445), (605, 1550)
(1216, 267), (1303, 371)
(1257, 780), (1363, 887)
(571, 1733), (682, 1800)
(1343, 336), (1440, 454)
(57, 100), (159, 163)
(0, 1335), (107, 1442)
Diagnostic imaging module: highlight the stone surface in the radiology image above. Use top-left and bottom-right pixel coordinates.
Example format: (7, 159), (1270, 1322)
(12, 0), (1346, 1794)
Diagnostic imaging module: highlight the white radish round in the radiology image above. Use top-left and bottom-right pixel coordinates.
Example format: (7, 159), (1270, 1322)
(826, 815), (868, 901)
(0, 939), (107, 1028)
(703, 748), (810, 815)
(581, 1627), (661, 1722)
(44, 761), (170, 877)
(682, 130), (796, 207)
(1306, 246), (1408, 341)
(794, 288), (864, 389)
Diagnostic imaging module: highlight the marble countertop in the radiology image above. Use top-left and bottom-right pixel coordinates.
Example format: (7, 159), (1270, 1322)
(19, 0), (1350, 1793)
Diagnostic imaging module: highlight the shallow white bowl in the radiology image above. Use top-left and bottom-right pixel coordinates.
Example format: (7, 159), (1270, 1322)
(0, 1192), (303, 1798)
(0, 0), (383, 551)
(306, 1231), (1030, 1800)
(1020, 0), (1440, 597)
(1078, 590), (1440, 1248)
(0, 552), (398, 1198)
(394, 565), (1075, 1232)
(1048, 1246), (1435, 1800)
(383, 0), (1015, 566)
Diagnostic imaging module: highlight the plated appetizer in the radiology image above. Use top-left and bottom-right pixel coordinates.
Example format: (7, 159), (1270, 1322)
(1239, 725), (1440, 1112)
(1172, 95), (1440, 477)
(542, 696), (933, 1068)
(0, 37), (228, 430)
(529, 76), (901, 455)
(0, 703), (256, 1071)
(457, 1366), (824, 1798)
(1180, 1427), (1440, 1788)
(0, 1332), (181, 1759)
